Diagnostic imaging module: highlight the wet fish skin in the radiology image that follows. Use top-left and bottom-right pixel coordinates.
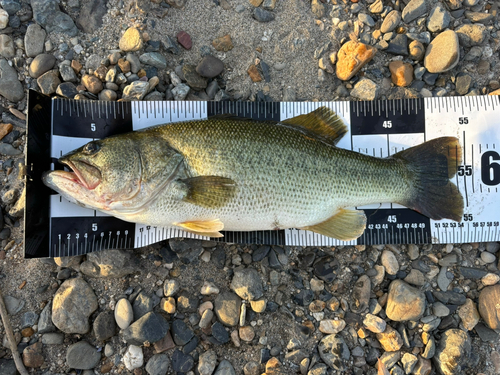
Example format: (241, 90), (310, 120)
(42, 107), (463, 240)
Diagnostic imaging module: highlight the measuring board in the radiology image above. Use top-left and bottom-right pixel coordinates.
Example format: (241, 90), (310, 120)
(25, 90), (500, 258)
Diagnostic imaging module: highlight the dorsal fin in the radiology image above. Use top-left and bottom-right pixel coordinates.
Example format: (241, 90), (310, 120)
(281, 106), (348, 145)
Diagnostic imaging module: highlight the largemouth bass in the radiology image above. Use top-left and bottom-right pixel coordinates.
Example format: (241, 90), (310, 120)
(42, 107), (464, 240)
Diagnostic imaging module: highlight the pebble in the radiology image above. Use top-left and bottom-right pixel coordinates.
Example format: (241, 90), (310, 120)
(319, 319), (346, 334)
(215, 359), (236, 375)
(386, 34), (408, 56)
(171, 319), (194, 345)
(140, 52), (167, 69)
(457, 298), (480, 331)
(386, 280), (425, 321)
(98, 89), (117, 101)
(52, 278), (98, 334)
(433, 329), (471, 374)
(381, 10), (401, 33)
(402, 353), (418, 373)
(311, 0), (325, 18)
(146, 353), (170, 375)
(32, 0), (78, 35)
(478, 285), (500, 330)
(177, 31), (192, 50)
(336, 41), (376, 81)
(212, 34), (233, 51)
(437, 266), (452, 291)
(214, 292), (241, 326)
(239, 325), (255, 341)
(455, 73), (472, 95)
(81, 74), (103, 94)
(212, 321), (230, 343)
(115, 298), (134, 329)
(363, 313), (387, 333)
(123, 312), (170, 345)
(22, 342), (44, 368)
(196, 55), (224, 78)
(482, 273), (500, 286)
(350, 78), (380, 101)
(198, 350), (217, 375)
(123, 345), (144, 370)
(41, 332), (64, 345)
(247, 64), (263, 82)
(480, 251), (496, 263)
(24, 23), (46, 57)
(172, 349), (194, 373)
(38, 303), (56, 333)
(231, 268), (263, 301)
(182, 65), (207, 91)
(427, 3), (450, 33)
(0, 34), (14, 59)
(29, 54), (56, 79)
(37, 70), (61, 95)
(381, 249), (399, 275)
(0, 8), (7, 29)
(0, 59), (24, 102)
(402, 0), (428, 23)
(172, 83), (190, 100)
(94, 310), (116, 341)
(119, 27), (143, 52)
(424, 30), (459, 73)
(66, 341), (101, 370)
(358, 13), (375, 27)
(409, 40), (425, 61)
(253, 7), (275, 22)
(376, 325), (403, 351)
(318, 335), (350, 371)
(455, 24), (488, 47)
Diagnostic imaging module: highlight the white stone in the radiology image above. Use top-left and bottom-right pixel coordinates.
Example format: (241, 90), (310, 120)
(114, 298), (133, 329)
(201, 281), (220, 295)
(482, 273), (500, 286)
(0, 9), (8, 30)
(123, 345), (143, 370)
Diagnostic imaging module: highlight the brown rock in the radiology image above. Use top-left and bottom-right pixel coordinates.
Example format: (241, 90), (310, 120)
(389, 61), (413, 87)
(409, 40), (425, 60)
(249, 0), (263, 6)
(166, 0), (186, 8)
(336, 41), (376, 81)
(82, 74), (103, 94)
(478, 284), (500, 330)
(0, 123), (13, 140)
(239, 326), (255, 342)
(177, 31), (192, 50)
(376, 325), (403, 351)
(71, 60), (82, 74)
(118, 58), (131, 74)
(23, 342), (44, 368)
(22, 327), (34, 337)
(137, 69), (147, 78)
(247, 64), (263, 82)
(153, 331), (175, 353)
(414, 356), (432, 375)
(489, 89), (500, 95)
(94, 65), (108, 81)
(101, 361), (113, 373)
(212, 34), (234, 52)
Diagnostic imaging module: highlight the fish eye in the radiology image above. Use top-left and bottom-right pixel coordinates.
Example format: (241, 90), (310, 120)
(83, 142), (100, 155)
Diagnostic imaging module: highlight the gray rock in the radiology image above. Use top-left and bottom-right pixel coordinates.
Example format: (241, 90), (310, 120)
(318, 334), (350, 371)
(66, 341), (101, 370)
(31, 0), (78, 36)
(0, 59), (24, 102)
(0, 34), (14, 59)
(0, 143), (21, 156)
(401, 353), (418, 374)
(404, 269), (426, 286)
(85, 54), (102, 71)
(253, 7), (275, 22)
(163, 279), (180, 297)
(161, 36), (180, 55)
(455, 24), (488, 47)
(99, 89), (117, 101)
(0, 359), (17, 375)
(56, 82), (78, 98)
(214, 292), (241, 327)
(133, 291), (155, 320)
(422, 336), (436, 359)
(198, 350), (217, 375)
(480, 251), (496, 263)
(231, 268), (263, 301)
(172, 83), (190, 100)
(122, 81), (150, 100)
(402, 0), (428, 23)
(433, 329), (471, 375)
(80, 249), (137, 278)
(437, 266), (452, 291)
(25, 24), (46, 57)
(214, 359), (236, 375)
(433, 302), (450, 317)
(4, 295), (24, 315)
(350, 274), (371, 313)
(52, 278), (98, 334)
(38, 303), (56, 333)
(21, 311), (39, 329)
(146, 353), (170, 375)
(311, 0), (325, 18)
(76, 0), (107, 33)
(427, 3), (450, 33)
(196, 55), (224, 78)
(386, 34), (408, 55)
(381, 10), (401, 33)
(93, 310), (116, 341)
(37, 69), (61, 95)
(122, 312), (170, 345)
(171, 319), (194, 346)
(59, 64), (78, 82)
(358, 13), (375, 27)
(41, 332), (64, 345)
(351, 78), (380, 101)
(139, 52), (167, 69)
(0, 0), (20, 15)
(456, 73), (472, 95)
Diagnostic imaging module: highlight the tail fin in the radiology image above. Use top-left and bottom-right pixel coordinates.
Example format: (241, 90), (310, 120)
(394, 137), (464, 222)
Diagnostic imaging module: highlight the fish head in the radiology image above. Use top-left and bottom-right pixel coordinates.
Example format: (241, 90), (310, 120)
(43, 137), (143, 211)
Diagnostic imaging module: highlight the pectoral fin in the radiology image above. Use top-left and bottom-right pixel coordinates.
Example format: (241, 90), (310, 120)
(180, 176), (236, 209)
(174, 219), (225, 238)
(301, 208), (367, 241)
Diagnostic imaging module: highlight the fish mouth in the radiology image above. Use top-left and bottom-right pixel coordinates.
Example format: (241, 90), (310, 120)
(60, 160), (102, 190)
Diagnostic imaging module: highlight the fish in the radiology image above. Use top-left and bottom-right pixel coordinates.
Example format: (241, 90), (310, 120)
(42, 107), (464, 241)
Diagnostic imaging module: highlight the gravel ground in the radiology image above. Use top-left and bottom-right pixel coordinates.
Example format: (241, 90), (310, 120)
(0, 0), (500, 374)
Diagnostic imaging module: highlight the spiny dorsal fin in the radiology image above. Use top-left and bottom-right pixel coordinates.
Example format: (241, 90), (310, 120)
(281, 106), (348, 146)
(301, 208), (367, 241)
(180, 176), (236, 209)
(174, 219), (224, 238)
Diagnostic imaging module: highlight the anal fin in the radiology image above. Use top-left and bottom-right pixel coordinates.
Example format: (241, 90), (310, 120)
(174, 219), (225, 238)
(301, 208), (367, 241)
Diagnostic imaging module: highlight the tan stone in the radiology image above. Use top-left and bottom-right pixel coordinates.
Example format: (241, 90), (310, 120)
(118, 58), (131, 74)
(249, 0), (263, 6)
(239, 326), (255, 342)
(489, 89), (500, 95)
(71, 60), (82, 74)
(376, 325), (403, 351)
(336, 41), (376, 81)
(23, 342), (44, 368)
(424, 30), (459, 73)
(160, 297), (176, 314)
(82, 74), (103, 94)
(319, 319), (346, 334)
(0, 123), (13, 140)
(386, 280), (425, 322)
(458, 298), (480, 330)
(250, 299), (266, 313)
(409, 40), (425, 61)
(119, 27), (143, 52)
(389, 61), (413, 87)
(478, 284), (500, 330)
(309, 300), (326, 313)
(247, 64), (263, 82)
(212, 34), (234, 52)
